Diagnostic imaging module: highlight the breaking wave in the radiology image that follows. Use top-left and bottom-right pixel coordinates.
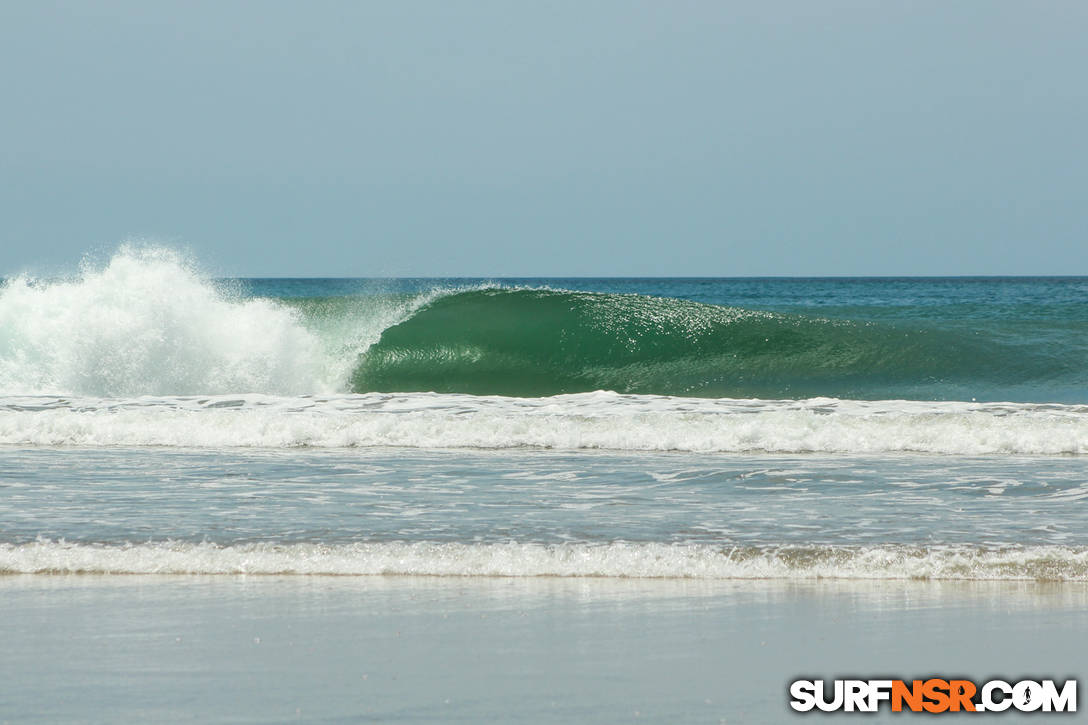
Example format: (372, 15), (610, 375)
(0, 247), (334, 396)
(5, 540), (1088, 581)
(1, 246), (1081, 401)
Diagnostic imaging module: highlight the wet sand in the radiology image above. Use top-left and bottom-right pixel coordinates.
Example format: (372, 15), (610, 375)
(2, 576), (1084, 723)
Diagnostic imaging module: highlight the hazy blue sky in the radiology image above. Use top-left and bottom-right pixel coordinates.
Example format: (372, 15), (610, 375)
(1, 1), (1085, 276)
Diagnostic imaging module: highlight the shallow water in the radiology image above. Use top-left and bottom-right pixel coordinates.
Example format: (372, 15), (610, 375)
(3, 447), (1088, 581)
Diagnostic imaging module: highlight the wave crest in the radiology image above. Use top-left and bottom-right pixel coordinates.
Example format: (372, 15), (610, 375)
(350, 287), (1071, 399)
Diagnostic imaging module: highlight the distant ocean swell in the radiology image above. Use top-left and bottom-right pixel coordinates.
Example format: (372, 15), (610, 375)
(0, 247), (1082, 402)
(4, 540), (1088, 581)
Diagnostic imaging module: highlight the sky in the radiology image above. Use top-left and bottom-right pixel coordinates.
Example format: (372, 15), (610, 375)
(1, 0), (1086, 277)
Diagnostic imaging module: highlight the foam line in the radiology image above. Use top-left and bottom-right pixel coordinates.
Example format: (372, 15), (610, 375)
(5, 541), (1087, 580)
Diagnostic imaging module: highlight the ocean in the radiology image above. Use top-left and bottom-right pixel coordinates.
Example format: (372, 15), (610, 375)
(2, 247), (1086, 722)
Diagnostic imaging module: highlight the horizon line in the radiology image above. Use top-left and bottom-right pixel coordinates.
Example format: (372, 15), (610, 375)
(215, 274), (1088, 280)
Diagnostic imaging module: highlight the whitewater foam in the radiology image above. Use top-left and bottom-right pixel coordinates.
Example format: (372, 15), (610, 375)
(1, 392), (1086, 454)
(0, 247), (339, 396)
(4, 540), (1087, 580)
(0, 247), (519, 399)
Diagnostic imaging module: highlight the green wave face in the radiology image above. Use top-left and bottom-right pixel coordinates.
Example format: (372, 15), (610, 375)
(350, 288), (1043, 399)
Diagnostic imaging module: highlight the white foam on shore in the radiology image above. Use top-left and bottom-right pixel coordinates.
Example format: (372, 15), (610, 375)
(4, 540), (1087, 580)
(1, 392), (1086, 454)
